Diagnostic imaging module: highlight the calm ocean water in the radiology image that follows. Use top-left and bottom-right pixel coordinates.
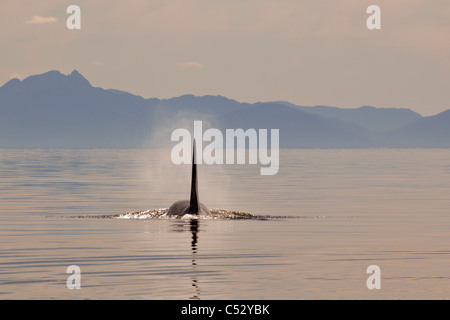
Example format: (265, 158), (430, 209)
(0, 148), (449, 299)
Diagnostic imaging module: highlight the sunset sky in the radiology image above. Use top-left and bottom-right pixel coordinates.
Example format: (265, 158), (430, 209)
(1, 0), (449, 115)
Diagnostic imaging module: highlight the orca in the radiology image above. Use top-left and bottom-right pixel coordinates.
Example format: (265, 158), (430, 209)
(167, 139), (211, 217)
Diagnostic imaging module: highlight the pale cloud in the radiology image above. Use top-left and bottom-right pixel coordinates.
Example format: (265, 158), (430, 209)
(25, 15), (57, 24)
(177, 61), (203, 70)
(90, 60), (104, 66)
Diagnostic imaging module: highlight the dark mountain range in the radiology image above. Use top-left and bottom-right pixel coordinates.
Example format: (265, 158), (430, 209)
(386, 110), (450, 147)
(0, 70), (448, 148)
(290, 104), (422, 132)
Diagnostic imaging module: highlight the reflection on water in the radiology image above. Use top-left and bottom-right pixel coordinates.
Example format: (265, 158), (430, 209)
(189, 219), (200, 300)
(170, 219), (201, 299)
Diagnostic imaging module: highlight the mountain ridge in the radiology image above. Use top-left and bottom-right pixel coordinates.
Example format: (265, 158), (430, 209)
(1, 70), (449, 148)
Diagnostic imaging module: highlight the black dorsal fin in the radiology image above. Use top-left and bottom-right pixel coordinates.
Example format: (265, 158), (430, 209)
(189, 139), (199, 214)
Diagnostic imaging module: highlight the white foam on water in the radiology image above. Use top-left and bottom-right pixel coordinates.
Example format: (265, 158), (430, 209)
(115, 208), (257, 220)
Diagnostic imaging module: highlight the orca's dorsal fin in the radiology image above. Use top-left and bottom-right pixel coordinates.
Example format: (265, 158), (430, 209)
(188, 139), (199, 214)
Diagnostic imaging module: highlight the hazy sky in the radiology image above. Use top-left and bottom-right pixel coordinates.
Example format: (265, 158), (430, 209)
(1, 0), (449, 115)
